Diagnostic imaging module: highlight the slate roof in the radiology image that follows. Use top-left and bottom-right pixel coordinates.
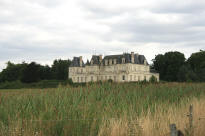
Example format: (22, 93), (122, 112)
(70, 57), (85, 67)
(103, 53), (148, 65)
(70, 53), (148, 67)
(91, 55), (101, 65)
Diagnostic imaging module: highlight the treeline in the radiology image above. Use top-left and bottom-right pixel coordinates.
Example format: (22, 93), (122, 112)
(0, 50), (205, 84)
(152, 50), (205, 82)
(0, 59), (71, 83)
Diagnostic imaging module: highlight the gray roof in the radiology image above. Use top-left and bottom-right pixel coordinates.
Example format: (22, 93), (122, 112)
(70, 53), (148, 67)
(103, 53), (148, 65)
(70, 57), (85, 67)
(91, 55), (101, 65)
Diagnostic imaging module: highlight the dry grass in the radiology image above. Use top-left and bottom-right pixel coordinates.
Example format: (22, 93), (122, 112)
(98, 97), (205, 136)
(0, 82), (205, 136)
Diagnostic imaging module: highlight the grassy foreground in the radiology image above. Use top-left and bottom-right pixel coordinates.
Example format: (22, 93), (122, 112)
(0, 82), (205, 136)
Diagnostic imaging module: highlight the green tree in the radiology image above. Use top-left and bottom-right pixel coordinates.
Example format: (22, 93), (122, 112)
(187, 50), (205, 81)
(152, 54), (166, 80)
(153, 51), (185, 81)
(177, 64), (198, 82)
(149, 75), (157, 83)
(0, 61), (27, 82)
(51, 59), (71, 80)
(39, 65), (52, 80)
(21, 62), (41, 83)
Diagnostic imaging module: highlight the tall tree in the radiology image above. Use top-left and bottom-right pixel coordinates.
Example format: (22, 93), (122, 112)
(39, 65), (52, 80)
(21, 62), (41, 83)
(177, 64), (197, 82)
(0, 61), (27, 82)
(188, 50), (205, 81)
(153, 51), (185, 81)
(51, 59), (71, 80)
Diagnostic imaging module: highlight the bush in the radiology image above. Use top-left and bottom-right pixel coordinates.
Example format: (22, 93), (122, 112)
(149, 76), (158, 83)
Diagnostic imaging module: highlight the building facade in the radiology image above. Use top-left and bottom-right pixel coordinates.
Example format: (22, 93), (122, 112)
(68, 52), (159, 83)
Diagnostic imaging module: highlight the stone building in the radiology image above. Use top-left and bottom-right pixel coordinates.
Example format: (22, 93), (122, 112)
(68, 52), (159, 83)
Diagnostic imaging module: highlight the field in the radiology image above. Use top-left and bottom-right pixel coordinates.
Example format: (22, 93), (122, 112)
(0, 82), (205, 136)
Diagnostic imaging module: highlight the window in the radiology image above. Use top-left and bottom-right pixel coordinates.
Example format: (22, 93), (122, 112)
(122, 58), (125, 63)
(122, 75), (125, 80)
(105, 76), (107, 80)
(81, 69), (83, 73)
(144, 76), (146, 81)
(109, 76), (112, 79)
(114, 59), (117, 64)
(138, 76), (140, 81)
(91, 76), (93, 81)
(134, 75), (136, 81)
(101, 76), (103, 80)
(109, 59), (112, 65)
(105, 60), (108, 65)
(85, 77), (87, 82)
(81, 77), (83, 82)
(77, 77), (79, 82)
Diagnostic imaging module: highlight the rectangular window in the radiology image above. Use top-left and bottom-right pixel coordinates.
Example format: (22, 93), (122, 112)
(77, 77), (79, 82)
(91, 76), (93, 81)
(81, 77), (83, 82)
(85, 77), (87, 82)
(105, 76), (107, 80)
(144, 76), (146, 81)
(101, 76), (103, 80)
(134, 75), (136, 81)
(109, 76), (112, 79)
(114, 76), (116, 81)
(138, 76), (140, 81)
(122, 75), (125, 80)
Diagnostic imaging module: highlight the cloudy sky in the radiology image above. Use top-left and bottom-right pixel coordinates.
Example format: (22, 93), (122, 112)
(0, 0), (205, 71)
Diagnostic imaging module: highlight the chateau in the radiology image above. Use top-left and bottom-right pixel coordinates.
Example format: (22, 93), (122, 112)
(68, 52), (159, 83)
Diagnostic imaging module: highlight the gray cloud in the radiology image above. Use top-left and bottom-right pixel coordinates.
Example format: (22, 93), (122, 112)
(0, 0), (205, 71)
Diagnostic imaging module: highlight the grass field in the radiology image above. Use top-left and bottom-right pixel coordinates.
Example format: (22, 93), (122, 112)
(0, 82), (205, 136)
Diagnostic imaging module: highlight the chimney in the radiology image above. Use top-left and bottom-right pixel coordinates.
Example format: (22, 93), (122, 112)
(144, 59), (147, 65)
(79, 56), (82, 67)
(131, 52), (134, 63)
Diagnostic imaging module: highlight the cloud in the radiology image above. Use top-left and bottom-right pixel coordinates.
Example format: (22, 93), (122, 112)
(0, 0), (205, 71)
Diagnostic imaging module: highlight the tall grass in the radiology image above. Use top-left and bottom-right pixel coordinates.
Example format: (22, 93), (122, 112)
(0, 82), (205, 136)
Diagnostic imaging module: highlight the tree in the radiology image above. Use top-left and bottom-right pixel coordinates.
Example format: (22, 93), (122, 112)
(149, 75), (157, 83)
(21, 62), (41, 83)
(187, 50), (205, 81)
(152, 54), (166, 80)
(177, 64), (198, 82)
(0, 61), (27, 82)
(187, 50), (205, 71)
(153, 51), (185, 81)
(39, 65), (52, 80)
(51, 59), (71, 80)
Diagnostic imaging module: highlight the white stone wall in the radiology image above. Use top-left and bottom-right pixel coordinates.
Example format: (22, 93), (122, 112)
(69, 63), (159, 83)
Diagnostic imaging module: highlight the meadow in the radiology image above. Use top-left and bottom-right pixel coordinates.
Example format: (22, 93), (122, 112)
(0, 82), (205, 136)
